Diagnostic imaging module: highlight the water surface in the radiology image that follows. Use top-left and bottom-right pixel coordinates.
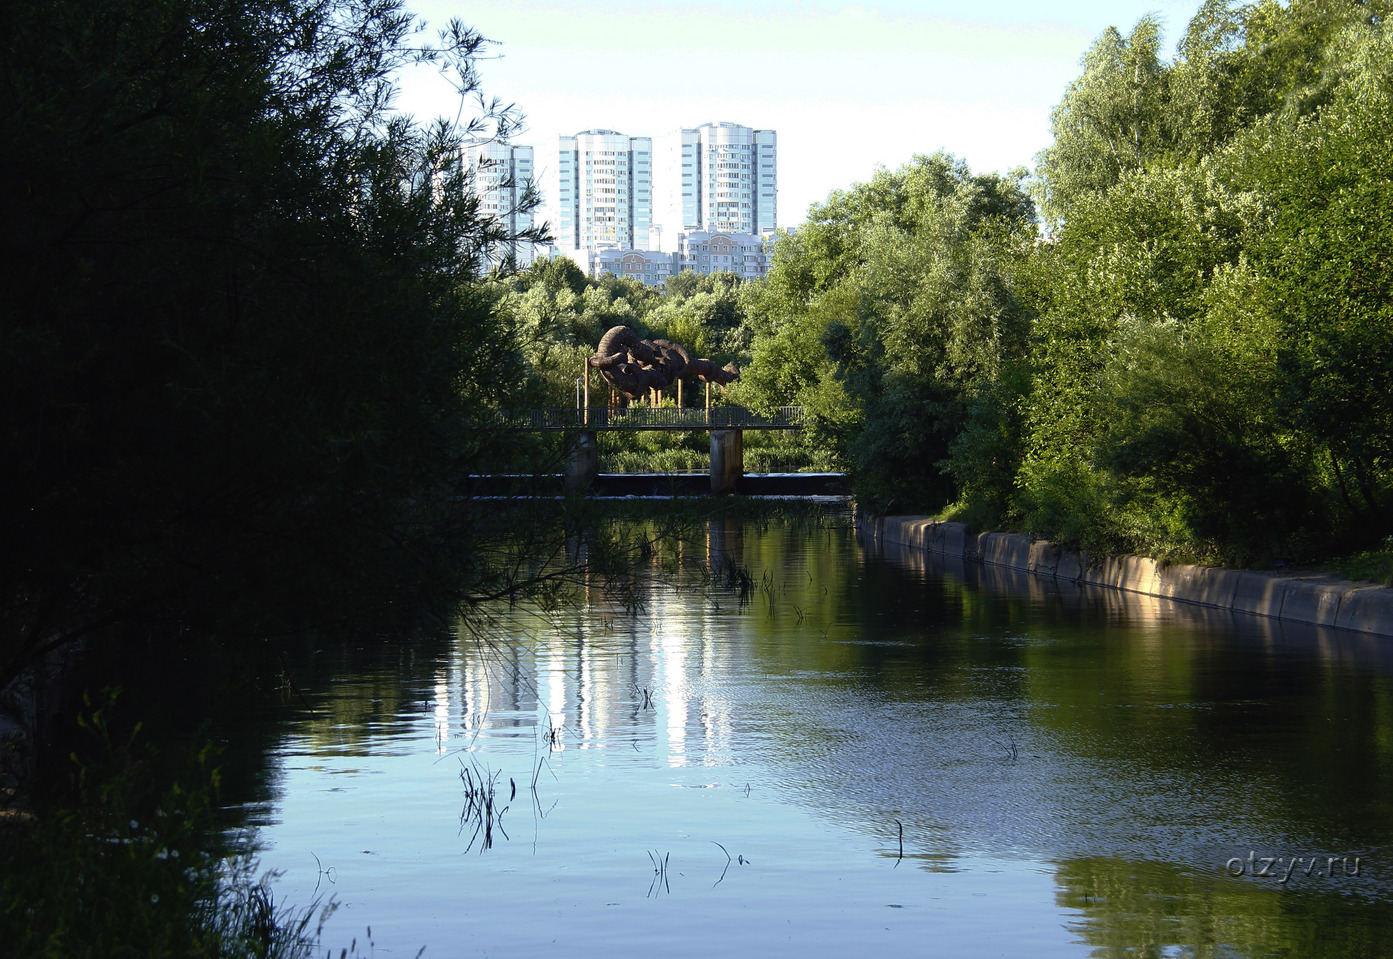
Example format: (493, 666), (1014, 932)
(239, 519), (1393, 957)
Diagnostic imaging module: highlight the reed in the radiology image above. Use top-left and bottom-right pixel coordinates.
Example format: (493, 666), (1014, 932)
(990, 737), (1020, 762)
(0, 702), (333, 959)
(715, 554), (755, 602)
(647, 849), (671, 897)
(458, 759), (511, 853)
(710, 840), (749, 887)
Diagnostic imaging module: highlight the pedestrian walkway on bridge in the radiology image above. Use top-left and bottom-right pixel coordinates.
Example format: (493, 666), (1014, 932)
(473, 404), (806, 494)
(473, 405), (804, 432)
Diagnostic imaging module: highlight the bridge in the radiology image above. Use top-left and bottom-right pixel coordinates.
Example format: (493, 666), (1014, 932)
(474, 405), (814, 495)
(474, 405), (804, 432)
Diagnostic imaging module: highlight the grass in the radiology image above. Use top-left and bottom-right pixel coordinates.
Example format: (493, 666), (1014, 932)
(0, 691), (332, 959)
(0, 777), (330, 959)
(1325, 537), (1393, 586)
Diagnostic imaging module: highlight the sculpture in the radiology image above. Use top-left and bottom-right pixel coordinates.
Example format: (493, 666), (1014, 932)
(588, 325), (739, 402)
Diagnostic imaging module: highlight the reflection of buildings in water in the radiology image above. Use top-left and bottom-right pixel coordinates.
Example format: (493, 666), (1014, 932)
(434, 634), (539, 753)
(433, 674), (449, 754)
(431, 520), (752, 760)
(434, 580), (739, 766)
(649, 589), (734, 769)
(655, 611), (687, 765)
(436, 620), (638, 752)
(539, 644), (567, 749)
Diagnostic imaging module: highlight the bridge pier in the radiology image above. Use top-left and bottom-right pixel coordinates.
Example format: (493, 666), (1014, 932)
(710, 429), (743, 495)
(565, 431), (598, 493)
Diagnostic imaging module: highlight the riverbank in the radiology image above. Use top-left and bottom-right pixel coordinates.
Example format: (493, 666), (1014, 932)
(857, 515), (1393, 639)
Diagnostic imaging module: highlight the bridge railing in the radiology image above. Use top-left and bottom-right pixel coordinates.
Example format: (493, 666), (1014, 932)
(472, 406), (805, 431)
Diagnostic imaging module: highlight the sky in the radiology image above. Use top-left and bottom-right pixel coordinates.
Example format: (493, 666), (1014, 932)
(394, 0), (1205, 232)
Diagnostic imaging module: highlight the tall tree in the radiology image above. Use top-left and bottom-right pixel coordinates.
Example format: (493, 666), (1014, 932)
(1018, 0), (1393, 561)
(1034, 16), (1170, 225)
(1259, 16), (1393, 524)
(740, 154), (1038, 510)
(0, 0), (541, 691)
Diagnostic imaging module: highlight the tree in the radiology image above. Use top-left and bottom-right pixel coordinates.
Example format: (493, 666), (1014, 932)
(1034, 16), (1170, 225)
(1259, 16), (1393, 527)
(528, 256), (590, 298)
(0, 0), (542, 691)
(739, 154), (1038, 509)
(647, 271), (749, 357)
(1017, 0), (1393, 562)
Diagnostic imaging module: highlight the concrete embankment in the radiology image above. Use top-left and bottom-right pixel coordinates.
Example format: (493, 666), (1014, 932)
(857, 515), (1393, 639)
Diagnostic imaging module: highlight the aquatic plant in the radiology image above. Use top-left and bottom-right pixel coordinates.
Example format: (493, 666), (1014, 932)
(459, 759), (513, 853)
(0, 693), (332, 958)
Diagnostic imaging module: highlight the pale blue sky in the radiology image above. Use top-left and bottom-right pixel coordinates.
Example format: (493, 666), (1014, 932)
(397, 0), (1204, 230)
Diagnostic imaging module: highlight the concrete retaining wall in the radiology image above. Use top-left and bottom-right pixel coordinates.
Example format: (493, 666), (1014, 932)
(858, 515), (1393, 639)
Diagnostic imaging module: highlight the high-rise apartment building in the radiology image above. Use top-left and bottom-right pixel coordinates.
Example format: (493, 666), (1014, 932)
(662, 122), (776, 244)
(556, 130), (653, 256)
(465, 141), (538, 268)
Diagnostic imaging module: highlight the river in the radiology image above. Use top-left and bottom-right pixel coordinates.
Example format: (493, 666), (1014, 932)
(232, 515), (1393, 957)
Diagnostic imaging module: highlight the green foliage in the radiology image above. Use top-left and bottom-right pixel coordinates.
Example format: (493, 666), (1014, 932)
(942, 364), (1031, 529)
(1, 692), (326, 958)
(648, 272), (750, 356)
(1016, 157), (1300, 560)
(739, 153), (1038, 511)
(733, 277), (860, 473)
(732, 0), (1393, 565)
(1009, 0), (1393, 564)
(0, 0), (542, 687)
(599, 428), (709, 474)
(491, 258), (774, 474)
(1330, 537), (1393, 586)
(1255, 27), (1393, 522)
(1094, 319), (1315, 560)
(742, 428), (839, 474)
(491, 257), (679, 407)
(1035, 16), (1170, 224)
(529, 256), (590, 297)
(1035, 0), (1393, 226)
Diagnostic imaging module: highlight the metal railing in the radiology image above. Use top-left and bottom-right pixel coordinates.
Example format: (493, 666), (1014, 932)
(472, 406), (805, 431)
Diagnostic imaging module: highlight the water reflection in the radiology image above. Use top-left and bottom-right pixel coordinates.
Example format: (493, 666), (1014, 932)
(244, 517), (1393, 958)
(858, 530), (1393, 956)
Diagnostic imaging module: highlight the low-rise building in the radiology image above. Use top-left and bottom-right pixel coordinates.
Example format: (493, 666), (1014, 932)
(676, 231), (771, 281)
(591, 247), (679, 286)
(588, 230), (772, 287)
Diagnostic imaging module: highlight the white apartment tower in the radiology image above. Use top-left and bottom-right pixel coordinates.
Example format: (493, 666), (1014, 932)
(557, 130), (653, 256)
(466, 141), (537, 268)
(670, 122), (777, 240)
